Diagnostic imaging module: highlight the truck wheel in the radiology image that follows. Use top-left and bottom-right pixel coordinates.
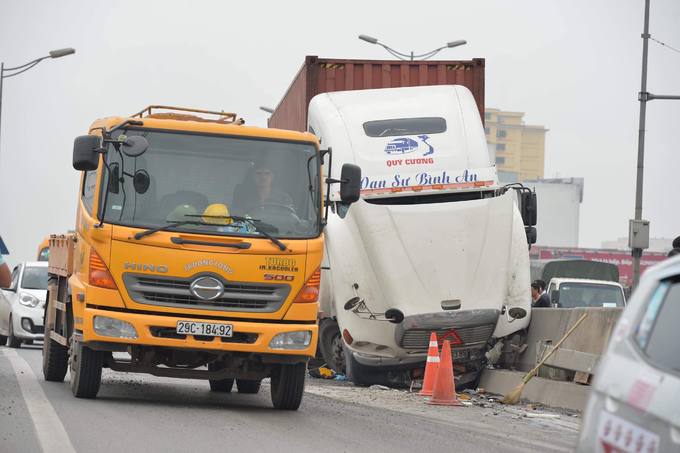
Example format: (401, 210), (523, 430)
(7, 317), (21, 348)
(236, 379), (261, 394)
(43, 331), (69, 382)
(270, 363), (306, 410)
(0, 334), (6, 346)
(70, 337), (103, 398)
(318, 319), (346, 374)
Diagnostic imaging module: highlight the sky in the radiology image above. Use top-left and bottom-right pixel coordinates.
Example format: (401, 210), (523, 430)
(0, 0), (679, 267)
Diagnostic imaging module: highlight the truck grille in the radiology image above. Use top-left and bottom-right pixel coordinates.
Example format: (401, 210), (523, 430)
(400, 324), (495, 350)
(123, 274), (290, 313)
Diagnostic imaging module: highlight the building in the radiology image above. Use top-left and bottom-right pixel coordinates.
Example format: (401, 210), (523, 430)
(525, 178), (584, 248)
(485, 108), (548, 182)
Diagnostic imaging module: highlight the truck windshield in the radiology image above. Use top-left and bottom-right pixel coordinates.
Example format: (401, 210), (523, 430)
(101, 130), (321, 239)
(558, 283), (625, 308)
(362, 117), (447, 137)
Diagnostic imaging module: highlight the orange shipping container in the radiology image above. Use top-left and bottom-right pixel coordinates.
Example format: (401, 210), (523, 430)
(268, 55), (485, 132)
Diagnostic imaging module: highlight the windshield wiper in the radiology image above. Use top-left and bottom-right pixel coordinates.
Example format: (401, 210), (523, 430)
(184, 214), (287, 251)
(134, 220), (211, 240)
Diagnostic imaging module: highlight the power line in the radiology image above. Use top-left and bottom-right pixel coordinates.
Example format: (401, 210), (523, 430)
(650, 36), (680, 54)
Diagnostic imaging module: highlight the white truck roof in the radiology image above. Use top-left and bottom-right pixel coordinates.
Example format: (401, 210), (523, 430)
(309, 85), (499, 199)
(549, 278), (623, 287)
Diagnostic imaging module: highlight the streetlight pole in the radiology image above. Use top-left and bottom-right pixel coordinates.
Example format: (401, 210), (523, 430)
(358, 35), (466, 61)
(0, 47), (75, 168)
(631, 0), (680, 288)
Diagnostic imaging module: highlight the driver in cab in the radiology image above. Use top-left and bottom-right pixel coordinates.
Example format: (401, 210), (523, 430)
(233, 160), (295, 217)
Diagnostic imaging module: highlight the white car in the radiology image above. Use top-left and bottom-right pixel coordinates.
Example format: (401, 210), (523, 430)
(547, 277), (626, 308)
(576, 256), (680, 452)
(0, 261), (48, 347)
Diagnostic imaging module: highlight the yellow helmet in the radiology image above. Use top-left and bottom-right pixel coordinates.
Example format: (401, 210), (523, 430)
(202, 203), (232, 225)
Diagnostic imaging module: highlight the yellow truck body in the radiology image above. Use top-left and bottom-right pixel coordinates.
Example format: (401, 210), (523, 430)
(42, 106), (356, 410)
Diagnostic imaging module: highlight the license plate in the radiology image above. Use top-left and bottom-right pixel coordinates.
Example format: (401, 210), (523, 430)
(176, 321), (233, 337)
(596, 411), (659, 453)
(452, 348), (469, 360)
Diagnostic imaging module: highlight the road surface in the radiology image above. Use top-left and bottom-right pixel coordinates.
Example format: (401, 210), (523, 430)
(0, 344), (579, 453)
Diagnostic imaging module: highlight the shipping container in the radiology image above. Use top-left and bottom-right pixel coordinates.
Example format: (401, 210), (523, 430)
(268, 55), (485, 132)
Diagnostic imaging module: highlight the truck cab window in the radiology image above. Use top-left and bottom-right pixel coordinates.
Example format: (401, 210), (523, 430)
(82, 170), (98, 213)
(363, 117), (446, 137)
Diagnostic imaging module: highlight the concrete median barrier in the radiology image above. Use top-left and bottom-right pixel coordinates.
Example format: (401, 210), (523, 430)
(481, 307), (622, 411)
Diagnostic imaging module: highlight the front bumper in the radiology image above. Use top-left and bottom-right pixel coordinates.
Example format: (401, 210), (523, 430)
(81, 307), (318, 358)
(11, 304), (44, 341)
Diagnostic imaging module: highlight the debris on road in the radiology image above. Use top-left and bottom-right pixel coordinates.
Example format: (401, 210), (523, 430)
(525, 412), (562, 419)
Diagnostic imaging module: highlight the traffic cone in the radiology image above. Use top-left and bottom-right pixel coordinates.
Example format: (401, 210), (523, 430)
(427, 340), (462, 406)
(419, 332), (440, 396)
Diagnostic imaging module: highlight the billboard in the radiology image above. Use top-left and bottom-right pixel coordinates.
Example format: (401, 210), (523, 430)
(530, 246), (667, 287)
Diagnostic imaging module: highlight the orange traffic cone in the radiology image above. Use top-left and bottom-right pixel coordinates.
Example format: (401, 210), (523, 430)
(427, 340), (462, 406)
(419, 332), (440, 396)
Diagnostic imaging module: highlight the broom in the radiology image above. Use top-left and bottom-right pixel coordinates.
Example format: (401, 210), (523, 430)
(501, 312), (589, 405)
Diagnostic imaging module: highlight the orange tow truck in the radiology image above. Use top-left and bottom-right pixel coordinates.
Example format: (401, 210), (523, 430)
(43, 106), (360, 410)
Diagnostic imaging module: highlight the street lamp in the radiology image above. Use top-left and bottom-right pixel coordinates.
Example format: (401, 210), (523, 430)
(259, 106), (274, 114)
(358, 35), (466, 61)
(0, 47), (76, 165)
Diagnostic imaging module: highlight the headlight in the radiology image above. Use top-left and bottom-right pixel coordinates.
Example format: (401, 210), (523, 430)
(18, 293), (40, 308)
(93, 316), (138, 339)
(269, 330), (312, 350)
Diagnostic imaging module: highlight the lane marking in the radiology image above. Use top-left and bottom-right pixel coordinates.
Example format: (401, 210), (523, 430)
(1, 349), (76, 453)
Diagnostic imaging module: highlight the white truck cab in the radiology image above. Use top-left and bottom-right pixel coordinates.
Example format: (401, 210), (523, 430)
(309, 85), (534, 387)
(547, 278), (626, 308)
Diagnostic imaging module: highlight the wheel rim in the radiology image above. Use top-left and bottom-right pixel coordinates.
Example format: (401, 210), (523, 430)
(331, 334), (346, 374)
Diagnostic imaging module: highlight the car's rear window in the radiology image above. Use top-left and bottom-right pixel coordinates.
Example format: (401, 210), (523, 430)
(636, 280), (680, 373)
(21, 267), (48, 290)
(363, 117), (447, 137)
(558, 283), (625, 308)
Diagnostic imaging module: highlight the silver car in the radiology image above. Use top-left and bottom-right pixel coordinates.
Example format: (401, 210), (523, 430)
(0, 261), (48, 347)
(577, 255), (680, 452)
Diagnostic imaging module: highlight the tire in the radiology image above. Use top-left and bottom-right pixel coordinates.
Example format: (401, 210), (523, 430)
(42, 287), (70, 382)
(208, 362), (234, 392)
(270, 363), (306, 410)
(7, 318), (21, 348)
(344, 348), (372, 387)
(70, 337), (103, 398)
(318, 319), (346, 374)
(43, 333), (69, 382)
(0, 334), (7, 346)
(236, 379), (262, 394)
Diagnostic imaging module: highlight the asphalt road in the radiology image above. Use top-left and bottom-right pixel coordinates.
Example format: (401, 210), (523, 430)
(0, 344), (579, 453)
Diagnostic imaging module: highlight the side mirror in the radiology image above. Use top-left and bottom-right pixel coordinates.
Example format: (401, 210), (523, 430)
(508, 307), (527, 320)
(108, 163), (120, 194)
(520, 191), (537, 226)
(385, 308), (404, 324)
(340, 163), (361, 204)
(133, 170), (150, 194)
(73, 135), (102, 171)
(550, 291), (560, 305)
(525, 226), (537, 245)
(120, 135), (149, 157)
